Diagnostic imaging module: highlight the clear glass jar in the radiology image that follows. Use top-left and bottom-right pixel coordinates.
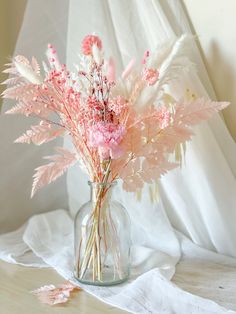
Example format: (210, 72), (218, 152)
(74, 181), (131, 286)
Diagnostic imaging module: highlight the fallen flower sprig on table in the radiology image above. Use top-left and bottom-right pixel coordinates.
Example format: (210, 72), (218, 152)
(31, 281), (81, 305)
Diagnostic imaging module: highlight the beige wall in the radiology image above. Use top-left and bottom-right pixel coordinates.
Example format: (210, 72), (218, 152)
(0, 0), (27, 101)
(183, 0), (236, 141)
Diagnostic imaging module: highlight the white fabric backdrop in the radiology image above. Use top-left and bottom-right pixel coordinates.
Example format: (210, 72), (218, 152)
(66, 0), (236, 257)
(1, 0), (236, 313)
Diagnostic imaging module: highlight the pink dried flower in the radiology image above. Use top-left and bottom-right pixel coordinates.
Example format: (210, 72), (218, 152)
(141, 50), (150, 64)
(156, 107), (170, 129)
(31, 282), (80, 305)
(109, 96), (127, 115)
(142, 68), (159, 86)
(82, 35), (102, 56)
(89, 122), (125, 159)
(87, 96), (102, 111)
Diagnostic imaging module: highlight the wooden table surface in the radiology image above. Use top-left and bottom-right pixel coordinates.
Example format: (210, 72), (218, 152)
(0, 260), (128, 314)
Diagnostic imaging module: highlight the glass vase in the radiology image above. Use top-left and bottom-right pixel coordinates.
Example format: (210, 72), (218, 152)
(74, 181), (131, 286)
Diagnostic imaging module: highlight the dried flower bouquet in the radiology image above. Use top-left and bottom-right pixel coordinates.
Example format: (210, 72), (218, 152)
(2, 34), (229, 283)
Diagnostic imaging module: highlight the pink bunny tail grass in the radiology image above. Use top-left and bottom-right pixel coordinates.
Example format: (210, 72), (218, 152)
(107, 57), (116, 82)
(122, 58), (136, 79)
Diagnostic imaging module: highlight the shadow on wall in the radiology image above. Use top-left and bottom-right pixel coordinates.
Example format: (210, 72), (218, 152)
(0, 0), (27, 106)
(208, 41), (236, 141)
(181, 0), (236, 142)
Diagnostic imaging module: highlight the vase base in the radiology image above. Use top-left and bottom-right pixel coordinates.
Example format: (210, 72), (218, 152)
(73, 274), (129, 287)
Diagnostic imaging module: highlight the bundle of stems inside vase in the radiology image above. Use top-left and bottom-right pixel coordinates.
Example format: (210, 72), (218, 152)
(75, 159), (122, 282)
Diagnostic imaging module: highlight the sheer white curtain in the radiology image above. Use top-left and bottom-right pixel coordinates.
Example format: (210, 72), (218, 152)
(66, 0), (236, 257)
(1, 0), (236, 313)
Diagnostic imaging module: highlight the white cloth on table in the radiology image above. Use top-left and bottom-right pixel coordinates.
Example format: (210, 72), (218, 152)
(1, 209), (236, 314)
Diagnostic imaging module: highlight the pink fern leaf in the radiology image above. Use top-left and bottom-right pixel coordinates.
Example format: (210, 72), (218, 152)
(110, 155), (129, 179)
(122, 157), (177, 192)
(1, 76), (23, 86)
(15, 55), (30, 65)
(4, 62), (14, 67)
(155, 125), (193, 154)
(141, 159), (177, 181)
(31, 148), (77, 197)
(151, 98), (229, 155)
(175, 98), (229, 126)
(2, 67), (19, 75)
(2, 83), (35, 100)
(5, 101), (50, 118)
(120, 158), (140, 180)
(15, 122), (65, 145)
(122, 172), (144, 192)
(5, 102), (30, 115)
(121, 126), (143, 154)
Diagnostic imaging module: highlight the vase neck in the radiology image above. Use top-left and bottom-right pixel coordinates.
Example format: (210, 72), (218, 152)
(88, 181), (116, 203)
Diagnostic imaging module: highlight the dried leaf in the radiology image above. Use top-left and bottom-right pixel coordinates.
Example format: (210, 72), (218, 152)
(174, 98), (229, 126)
(31, 147), (77, 197)
(15, 122), (65, 145)
(1, 76), (23, 86)
(2, 83), (36, 100)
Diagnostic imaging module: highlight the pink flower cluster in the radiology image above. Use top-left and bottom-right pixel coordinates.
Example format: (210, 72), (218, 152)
(89, 122), (125, 159)
(156, 107), (170, 129)
(142, 68), (159, 86)
(82, 35), (102, 56)
(109, 96), (127, 115)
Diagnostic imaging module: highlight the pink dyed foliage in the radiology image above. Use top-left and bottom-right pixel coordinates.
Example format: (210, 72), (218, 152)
(14, 121), (64, 145)
(31, 148), (77, 197)
(2, 34), (229, 195)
